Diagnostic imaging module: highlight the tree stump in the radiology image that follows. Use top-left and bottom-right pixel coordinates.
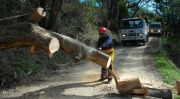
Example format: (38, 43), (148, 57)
(117, 77), (142, 94)
(176, 80), (180, 95)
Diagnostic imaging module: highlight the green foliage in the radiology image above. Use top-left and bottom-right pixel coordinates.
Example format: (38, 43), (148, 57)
(17, 55), (43, 75)
(155, 52), (180, 85)
(155, 36), (180, 98)
(155, 50), (180, 98)
(168, 35), (180, 51)
(81, 1), (97, 23)
(16, 53), (69, 76)
(154, 0), (180, 34)
(119, 0), (129, 28)
(119, 0), (129, 19)
(0, 0), (21, 17)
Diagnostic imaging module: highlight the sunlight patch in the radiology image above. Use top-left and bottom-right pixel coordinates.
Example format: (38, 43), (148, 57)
(126, 56), (142, 60)
(62, 87), (96, 96)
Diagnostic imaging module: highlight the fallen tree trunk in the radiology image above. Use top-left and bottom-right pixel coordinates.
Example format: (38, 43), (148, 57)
(50, 32), (111, 67)
(144, 88), (172, 99)
(0, 22), (59, 55)
(0, 22), (113, 76)
(0, 21), (112, 74)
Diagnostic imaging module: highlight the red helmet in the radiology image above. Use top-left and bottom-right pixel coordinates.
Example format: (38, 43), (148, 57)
(99, 27), (107, 34)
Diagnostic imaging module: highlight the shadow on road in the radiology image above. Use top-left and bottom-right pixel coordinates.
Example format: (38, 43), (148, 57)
(3, 81), (142, 99)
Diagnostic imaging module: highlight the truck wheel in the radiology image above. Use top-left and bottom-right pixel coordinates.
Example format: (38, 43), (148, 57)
(146, 35), (149, 42)
(143, 41), (145, 46)
(122, 41), (126, 46)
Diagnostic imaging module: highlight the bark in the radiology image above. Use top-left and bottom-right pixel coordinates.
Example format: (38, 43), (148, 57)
(132, 87), (173, 99)
(145, 88), (173, 99)
(107, 0), (119, 33)
(50, 32), (111, 67)
(0, 22), (59, 55)
(46, 0), (63, 30)
(0, 22), (112, 69)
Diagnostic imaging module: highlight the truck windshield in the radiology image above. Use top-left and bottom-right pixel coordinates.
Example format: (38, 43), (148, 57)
(149, 24), (161, 28)
(122, 19), (143, 29)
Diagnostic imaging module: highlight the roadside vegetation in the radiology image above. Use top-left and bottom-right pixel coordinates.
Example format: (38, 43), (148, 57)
(155, 36), (180, 98)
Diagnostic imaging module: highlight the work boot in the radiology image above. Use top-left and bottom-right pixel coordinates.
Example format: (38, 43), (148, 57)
(106, 72), (113, 84)
(99, 72), (108, 81)
(106, 78), (112, 84)
(98, 77), (107, 81)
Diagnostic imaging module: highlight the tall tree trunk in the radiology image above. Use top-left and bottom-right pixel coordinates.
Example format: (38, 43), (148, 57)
(107, 0), (119, 33)
(46, 0), (63, 30)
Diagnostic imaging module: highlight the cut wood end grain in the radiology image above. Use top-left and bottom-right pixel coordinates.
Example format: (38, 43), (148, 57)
(49, 37), (60, 54)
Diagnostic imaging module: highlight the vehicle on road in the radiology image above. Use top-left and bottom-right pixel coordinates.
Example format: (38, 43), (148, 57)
(149, 22), (162, 36)
(119, 17), (149, 46)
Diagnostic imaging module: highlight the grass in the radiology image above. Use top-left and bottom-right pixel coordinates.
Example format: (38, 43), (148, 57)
(155, 52), (180, 85)
(17, 55), (43, 75)
(155, 36), (180, 98)
(16, 52), (69, 76)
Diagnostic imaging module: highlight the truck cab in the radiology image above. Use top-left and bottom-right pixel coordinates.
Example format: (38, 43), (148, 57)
(119, 17), (149, 46)
(149, 22), (162, 36)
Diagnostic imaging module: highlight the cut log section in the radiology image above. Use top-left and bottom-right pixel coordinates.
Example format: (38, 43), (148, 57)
(144, 88), (173, 99)
(117, 77), (142, 94)
(29, 7), (46, 24)
(0, 22), (59, 55)
(176, 80), (180, 95)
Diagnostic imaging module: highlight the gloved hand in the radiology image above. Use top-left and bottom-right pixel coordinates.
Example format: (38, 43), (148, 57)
(99, 47), (102, 50)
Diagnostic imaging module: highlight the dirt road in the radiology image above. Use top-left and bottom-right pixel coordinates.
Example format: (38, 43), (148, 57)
(0, 37), (171, 99)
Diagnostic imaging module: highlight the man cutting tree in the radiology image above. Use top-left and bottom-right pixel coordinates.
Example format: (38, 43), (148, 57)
(97, 27), (115, 84)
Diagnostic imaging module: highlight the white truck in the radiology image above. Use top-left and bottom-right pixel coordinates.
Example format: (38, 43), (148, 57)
(149, 22), (162, 36)
(119, 17), (149, 46)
